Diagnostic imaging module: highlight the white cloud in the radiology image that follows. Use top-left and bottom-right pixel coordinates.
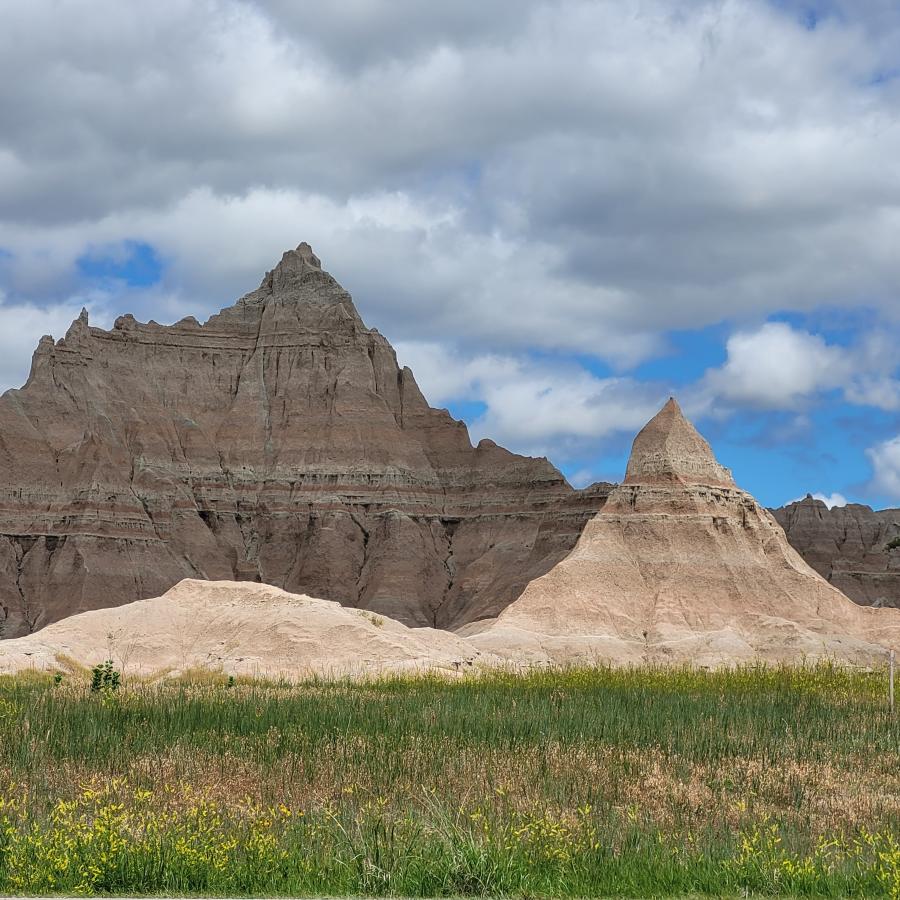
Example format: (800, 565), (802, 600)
(697, 322), (850, 412)
(2, 0), (900, 363)
(868, 437), (900, 500)
(692, 321), (900, 416)
(0, 185), (664, 372)
(393, 341), (518, 406)
(395, 340), (664, 457)
(474, 370), (661, 452)
(567, 468), (601, 489)
(844, 376), (900, 411)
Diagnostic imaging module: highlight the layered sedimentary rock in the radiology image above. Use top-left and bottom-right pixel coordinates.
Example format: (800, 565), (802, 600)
(0, 244), (610, 637)
(774, 498), (900, 609)
(0, 580), (492, 679)
(468, 399), (900, 667)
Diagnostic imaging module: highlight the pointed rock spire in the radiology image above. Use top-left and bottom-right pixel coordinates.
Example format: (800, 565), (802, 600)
(624, 397), (734, 487)
(284, 241), (321, 270)
(469, 392), (900, 668)
(63, 306), (92, 346)
(266, 241), (323, 294)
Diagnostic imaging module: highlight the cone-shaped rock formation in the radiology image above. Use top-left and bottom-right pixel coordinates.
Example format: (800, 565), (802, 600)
(0, 244), (610, 637)
(468, 399), (900, 666)
(625, 397), (734, 487)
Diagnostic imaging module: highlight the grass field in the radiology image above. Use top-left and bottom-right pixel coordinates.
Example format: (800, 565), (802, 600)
(0, 663), (898, 897)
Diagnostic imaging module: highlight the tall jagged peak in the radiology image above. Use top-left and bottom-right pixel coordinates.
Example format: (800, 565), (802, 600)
(278, 241), (321, 273)
(235, 242), (364, 328)
(263, 241), (324, 294)
(624, 397), (735, 487)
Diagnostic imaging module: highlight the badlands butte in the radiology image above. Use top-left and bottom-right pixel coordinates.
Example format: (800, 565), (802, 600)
(0, 244), (898, 676)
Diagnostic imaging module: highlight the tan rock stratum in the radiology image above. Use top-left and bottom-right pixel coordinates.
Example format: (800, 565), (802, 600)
(466, 399), (900, 667)
(0, 579), (491, 679)
(0, 243), (609, 637)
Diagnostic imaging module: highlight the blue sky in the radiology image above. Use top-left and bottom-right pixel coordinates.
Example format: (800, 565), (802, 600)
(1, 0), (900, 510)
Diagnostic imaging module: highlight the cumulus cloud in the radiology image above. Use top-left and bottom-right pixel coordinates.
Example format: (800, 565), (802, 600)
(815, 492), (848, 509)
(0, 186), (663, 372)
(844, 376), (900, 411)
(868, 437), (900, 500)
(692, 321), (900, 415)
(698, 322), (850, 411)
(567, 468), (603, 489)
(395, 341), (665, 457)
(2, 0), (900, 351)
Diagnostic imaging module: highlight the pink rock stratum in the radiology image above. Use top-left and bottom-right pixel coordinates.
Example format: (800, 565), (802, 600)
(0, 244), (609, 637)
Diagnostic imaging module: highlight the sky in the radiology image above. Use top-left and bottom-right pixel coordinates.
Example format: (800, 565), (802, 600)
(1, 0), (899, 509)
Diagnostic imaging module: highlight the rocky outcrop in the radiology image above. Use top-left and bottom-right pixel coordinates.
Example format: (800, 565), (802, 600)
(467, 399), (900, 667)
(773, 498), (900, 609)
(0, 244), (611, 637)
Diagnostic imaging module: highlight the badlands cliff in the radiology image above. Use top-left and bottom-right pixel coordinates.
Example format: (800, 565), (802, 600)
(2, 399), (898, 677)
(0, 241), (894, 643)
(0, 244), (609, 637)
(773, 498), (900, 609)
(467, 399), (900, 667)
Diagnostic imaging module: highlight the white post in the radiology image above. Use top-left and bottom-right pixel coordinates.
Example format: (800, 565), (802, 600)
(891, 649), (895, 716)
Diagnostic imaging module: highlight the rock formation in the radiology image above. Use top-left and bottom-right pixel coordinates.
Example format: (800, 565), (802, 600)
(773, 498), (900, 609)
(0, 244), (610, 638)
(0, 580), (492, 679)
(467, 399), (900, 667)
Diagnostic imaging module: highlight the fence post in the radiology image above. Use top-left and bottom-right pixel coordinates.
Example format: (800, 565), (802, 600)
(891, 649), (895, 716)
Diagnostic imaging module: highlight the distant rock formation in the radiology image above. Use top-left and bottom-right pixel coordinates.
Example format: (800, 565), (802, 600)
(468, 399), (900, 667)
(0, 244), (610, 637)
(773, 498), (900, 609)
(0, 580), (492, 679)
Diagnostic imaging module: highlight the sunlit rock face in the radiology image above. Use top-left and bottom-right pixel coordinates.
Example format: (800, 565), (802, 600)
(0, 244), (610, 637)
(468, 399), (900, 668)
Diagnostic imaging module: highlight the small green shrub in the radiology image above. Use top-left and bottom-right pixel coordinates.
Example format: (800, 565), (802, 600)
(885, 536), (900, 552)
(90, 660), (121, 694)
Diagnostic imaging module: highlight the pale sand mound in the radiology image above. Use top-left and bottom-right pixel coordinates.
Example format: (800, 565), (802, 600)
(0, 580), (490, 679)
(466, 399), (900, 668)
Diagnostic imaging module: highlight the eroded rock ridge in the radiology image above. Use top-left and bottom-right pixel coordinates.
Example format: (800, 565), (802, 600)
(773, 497), (900, 609)
(0, 244), (610, 637)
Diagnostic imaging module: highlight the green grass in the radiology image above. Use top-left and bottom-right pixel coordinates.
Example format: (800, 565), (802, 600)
(0, 664), (898, 896)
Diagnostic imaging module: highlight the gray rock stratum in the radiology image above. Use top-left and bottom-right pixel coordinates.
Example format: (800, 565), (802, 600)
(0, 243), (610, 637)
(773, 498), (900, 609)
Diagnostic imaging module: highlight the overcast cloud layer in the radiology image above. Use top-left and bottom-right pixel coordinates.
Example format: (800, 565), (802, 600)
(1, 0), (899, 506)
